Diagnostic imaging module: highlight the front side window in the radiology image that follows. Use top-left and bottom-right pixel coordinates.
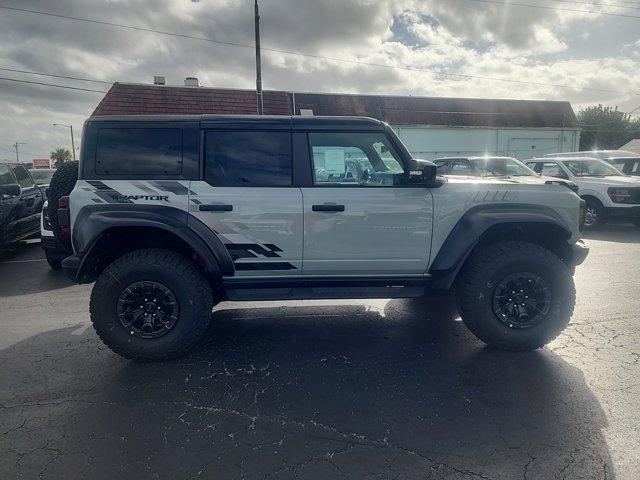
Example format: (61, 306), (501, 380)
(204, 131), (292, 187)
(469, 158), (536, 177)
(11, 165), (34, 188)
(0, 165), (16, 186)
(450, 161), (473, 175)
(96, 128), (183, 175)
(563, 160), (621, 177)
(540, 162), (568, 179)
(309, 132), (405, 186)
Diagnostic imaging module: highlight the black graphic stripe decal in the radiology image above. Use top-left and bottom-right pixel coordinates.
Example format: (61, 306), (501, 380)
(225, 242), (298, 271)
(86, 181), (132, 203)
(235, 262), (297, 271)
(226, 244), (283, 259)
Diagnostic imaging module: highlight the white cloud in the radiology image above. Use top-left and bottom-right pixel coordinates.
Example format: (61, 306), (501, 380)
(0, 0), (639, 158)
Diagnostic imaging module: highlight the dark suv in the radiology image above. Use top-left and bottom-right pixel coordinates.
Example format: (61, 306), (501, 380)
(0, 163), (43, 256)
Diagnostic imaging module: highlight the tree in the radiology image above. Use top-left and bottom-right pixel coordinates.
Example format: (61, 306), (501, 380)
(50, 147), (72, 168)
(576, 105), (635, 151)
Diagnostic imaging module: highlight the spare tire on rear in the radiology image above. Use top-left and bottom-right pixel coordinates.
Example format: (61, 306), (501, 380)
(47, 161), (79, 251)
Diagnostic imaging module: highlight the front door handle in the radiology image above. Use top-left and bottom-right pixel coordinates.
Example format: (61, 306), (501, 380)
(199, 204), (233, 212)
(312, 204), (345, 212)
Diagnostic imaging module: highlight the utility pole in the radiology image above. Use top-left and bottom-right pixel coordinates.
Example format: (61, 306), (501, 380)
(13, 142), (25, 163)
(254, 0), (263, 115)
(53, 123), (76, 160)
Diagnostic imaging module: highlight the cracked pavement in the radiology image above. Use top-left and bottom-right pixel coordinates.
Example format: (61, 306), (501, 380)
(1, 226), (639, 479)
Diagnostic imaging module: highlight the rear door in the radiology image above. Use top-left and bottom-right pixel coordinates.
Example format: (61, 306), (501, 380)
(189, 129), (303, 276)
(300, 131), (433, 276)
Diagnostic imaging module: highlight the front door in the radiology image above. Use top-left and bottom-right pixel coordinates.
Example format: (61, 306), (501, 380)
(11, 164), (42, 237)
(301, 131), (433, 276)
(189, 129), (303, 276)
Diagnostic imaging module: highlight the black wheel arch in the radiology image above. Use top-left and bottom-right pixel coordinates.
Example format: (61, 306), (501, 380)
(429, 203), (576, 289)
(69, 204), (234, 283)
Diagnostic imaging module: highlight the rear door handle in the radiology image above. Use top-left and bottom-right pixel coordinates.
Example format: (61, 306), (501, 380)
(199, 204), (233, 212)
(312, 204), (345, 212)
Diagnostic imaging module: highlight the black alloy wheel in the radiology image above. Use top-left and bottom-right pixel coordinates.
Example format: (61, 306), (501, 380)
(491, 272), (551, 329)
(116, 281), (179, 339)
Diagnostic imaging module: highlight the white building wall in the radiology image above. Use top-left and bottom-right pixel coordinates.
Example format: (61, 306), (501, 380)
(392, 125), (580, 161)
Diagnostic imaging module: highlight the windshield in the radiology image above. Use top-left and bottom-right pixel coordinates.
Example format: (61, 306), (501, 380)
(562, 160), (622, 177)
(28, 169), (55, 185)
(469, 158), (537, 177)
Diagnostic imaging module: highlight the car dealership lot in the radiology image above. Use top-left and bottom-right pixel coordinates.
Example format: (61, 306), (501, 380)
(1, 231), (639, 480)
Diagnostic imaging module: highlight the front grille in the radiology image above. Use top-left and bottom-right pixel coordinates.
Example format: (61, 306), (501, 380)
(632, 188), (640, 204)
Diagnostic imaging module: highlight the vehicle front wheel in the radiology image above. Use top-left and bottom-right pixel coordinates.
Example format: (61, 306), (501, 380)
(583, 199), (605, 228)
(90, 248), (214, 361)
(456, 241), (575, 351)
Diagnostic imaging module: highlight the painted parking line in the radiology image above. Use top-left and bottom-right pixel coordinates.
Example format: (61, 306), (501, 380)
(0, 259), (47, 264)
(71, 324), (91, 336)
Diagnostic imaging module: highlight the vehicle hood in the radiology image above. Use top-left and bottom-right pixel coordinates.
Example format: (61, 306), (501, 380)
(577, 176), (640, 186)
(445, 174), (568, 186)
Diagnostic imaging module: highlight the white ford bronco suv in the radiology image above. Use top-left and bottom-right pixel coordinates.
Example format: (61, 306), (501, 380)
(526, 156), (640, 228)
(58, 115), (588, 361)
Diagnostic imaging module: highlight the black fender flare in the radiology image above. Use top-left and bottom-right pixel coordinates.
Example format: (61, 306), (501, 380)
(428, 203), (572, 289)
(71, 204), (234, 280)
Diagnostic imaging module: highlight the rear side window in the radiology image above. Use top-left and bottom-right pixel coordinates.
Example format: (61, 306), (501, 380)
(11, 165), (34, 188)
(96, 128), (183, 175)
(204, 131), (292, 186)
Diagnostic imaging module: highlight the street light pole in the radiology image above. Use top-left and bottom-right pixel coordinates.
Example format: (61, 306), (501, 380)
(254, 0), (263, 115)
(13, 142), (26, 163)
(52, 123), (76, 160)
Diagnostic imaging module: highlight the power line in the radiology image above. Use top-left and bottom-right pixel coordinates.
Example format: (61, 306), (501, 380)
(0, 76), (108, 93)
(466, 0), (640, 17)
(0, 4), (638, 97)
(551, 0), (640, 10)
(0, 67), (112, 84)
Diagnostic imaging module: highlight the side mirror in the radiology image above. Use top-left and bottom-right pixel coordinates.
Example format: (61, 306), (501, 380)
(409, 159), (437, 184)
(0, 184), (21, 197)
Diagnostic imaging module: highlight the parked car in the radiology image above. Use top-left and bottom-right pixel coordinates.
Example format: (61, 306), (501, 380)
(0, 163), (44, 257)
(544, 151), (640, 178)
(28, 168), (56, 188)
(434, 156), (538, 177)
(526, 157), (640, 227)
(39, 162), (79, 269)
(57, 115), (587, 361)
(545, 150), (639, 160)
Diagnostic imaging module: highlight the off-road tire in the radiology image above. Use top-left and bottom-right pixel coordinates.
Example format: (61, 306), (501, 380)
(47, 161), (79, 251)
(90, 248), (214, 361)
(456, 241), (575, 351)
(583, 199), (605, 228)
(45, 250), (63, 270)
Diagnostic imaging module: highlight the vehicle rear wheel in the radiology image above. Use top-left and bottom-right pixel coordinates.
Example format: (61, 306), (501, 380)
(456, 241), (575, 351)
(583, 199), (605, 228)
(90, 248), (214, 361)
(47, 161), (78, 251)
(45, 250), (63, 270)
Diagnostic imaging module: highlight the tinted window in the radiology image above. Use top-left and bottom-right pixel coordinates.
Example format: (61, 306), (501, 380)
(308, 132), (405, 186)
(11, 165), (34, 188)
(540, 162), (568, 179)
(204, 131), (292, 186)
(450, 161), (473, 175)
(0, 165), (16, 186)
(96, 128), (183, 175)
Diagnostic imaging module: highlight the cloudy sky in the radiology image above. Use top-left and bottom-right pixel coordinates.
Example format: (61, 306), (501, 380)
(0, 0), (639, 161)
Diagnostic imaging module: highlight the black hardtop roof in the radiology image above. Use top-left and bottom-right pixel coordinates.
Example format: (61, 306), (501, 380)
(86, 114), (388, 131)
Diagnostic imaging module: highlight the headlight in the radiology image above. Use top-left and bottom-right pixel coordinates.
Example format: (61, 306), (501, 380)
(608, 187), (633, 204)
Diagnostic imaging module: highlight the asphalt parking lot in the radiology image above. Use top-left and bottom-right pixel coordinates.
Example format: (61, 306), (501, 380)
(1, 228), (639, 480)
